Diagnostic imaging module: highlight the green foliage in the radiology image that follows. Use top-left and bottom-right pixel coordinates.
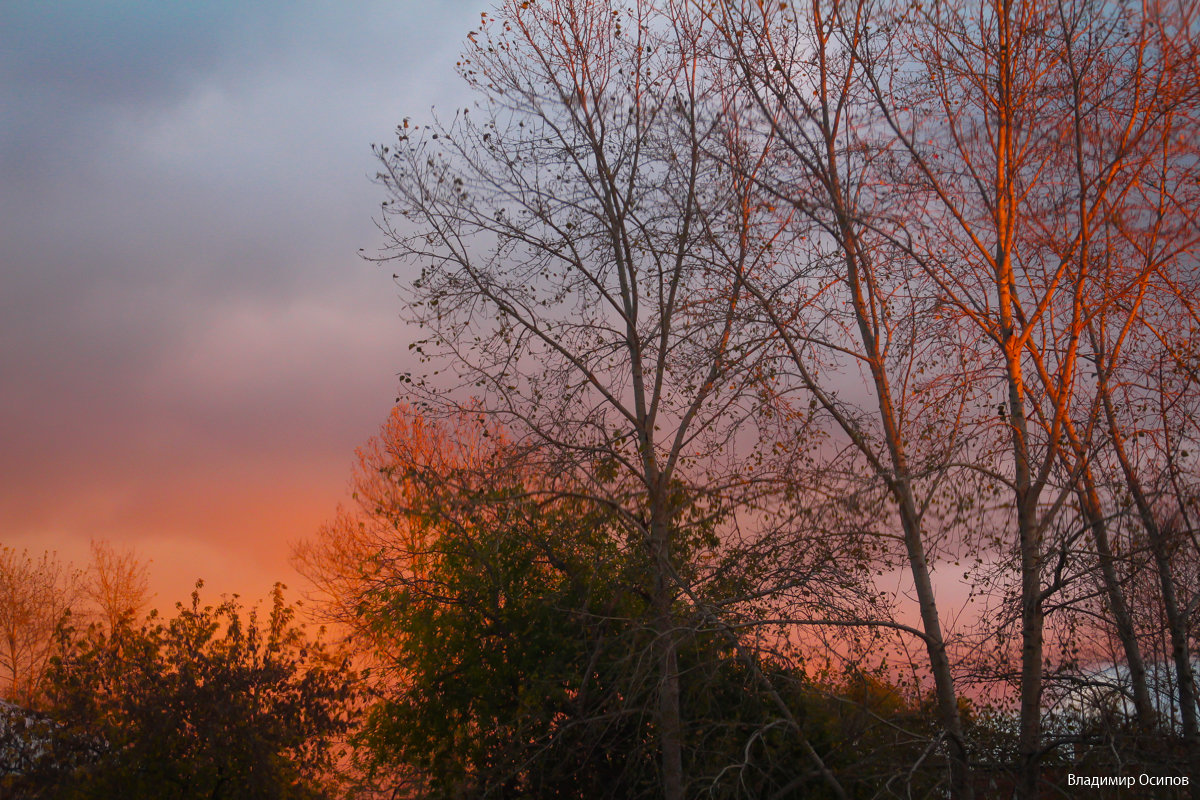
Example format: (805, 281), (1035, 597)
(355, 487), (664, 798)
(15, 583), (355, 800)
(346, 470), (948, 798)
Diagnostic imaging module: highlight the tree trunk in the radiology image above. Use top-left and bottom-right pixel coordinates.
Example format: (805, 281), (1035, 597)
(650, 510), (684, 800)
(1077, 481), (1156, 726)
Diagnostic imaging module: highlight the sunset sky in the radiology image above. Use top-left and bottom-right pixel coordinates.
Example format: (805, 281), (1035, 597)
(1, 2), (484, 607)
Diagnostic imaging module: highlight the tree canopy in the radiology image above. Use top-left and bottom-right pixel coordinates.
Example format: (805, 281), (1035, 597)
(3, 583), (355, 800)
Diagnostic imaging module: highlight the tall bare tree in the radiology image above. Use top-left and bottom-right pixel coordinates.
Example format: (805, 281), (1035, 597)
(852, 0), (1198, 792)
(707, 1), (984, 795)
(369, 2), (809, 795)
(1083, 78), (1200, 776)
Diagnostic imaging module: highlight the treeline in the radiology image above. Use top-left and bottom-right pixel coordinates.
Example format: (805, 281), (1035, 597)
(339, 0), (1200, 797)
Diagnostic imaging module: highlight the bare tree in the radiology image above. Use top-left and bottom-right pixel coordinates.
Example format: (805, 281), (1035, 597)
(1085, 94), (1200, 773)
(0, 548), (78, 709)
(366, 1), (872, 795)
(707, 0), (1199, 794)
(707, 1), (985, 795)
(82, 540), (152, 632)
(849, 0), (1198, 793)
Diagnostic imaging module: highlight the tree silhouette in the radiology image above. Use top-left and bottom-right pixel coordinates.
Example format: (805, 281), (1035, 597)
(12, 583), (355, 800)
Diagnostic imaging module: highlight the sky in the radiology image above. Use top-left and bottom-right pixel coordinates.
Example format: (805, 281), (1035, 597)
(1, 1), (485, 608)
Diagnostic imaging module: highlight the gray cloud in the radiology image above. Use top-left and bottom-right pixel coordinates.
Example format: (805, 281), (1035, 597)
(0, 1), (485, 602)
